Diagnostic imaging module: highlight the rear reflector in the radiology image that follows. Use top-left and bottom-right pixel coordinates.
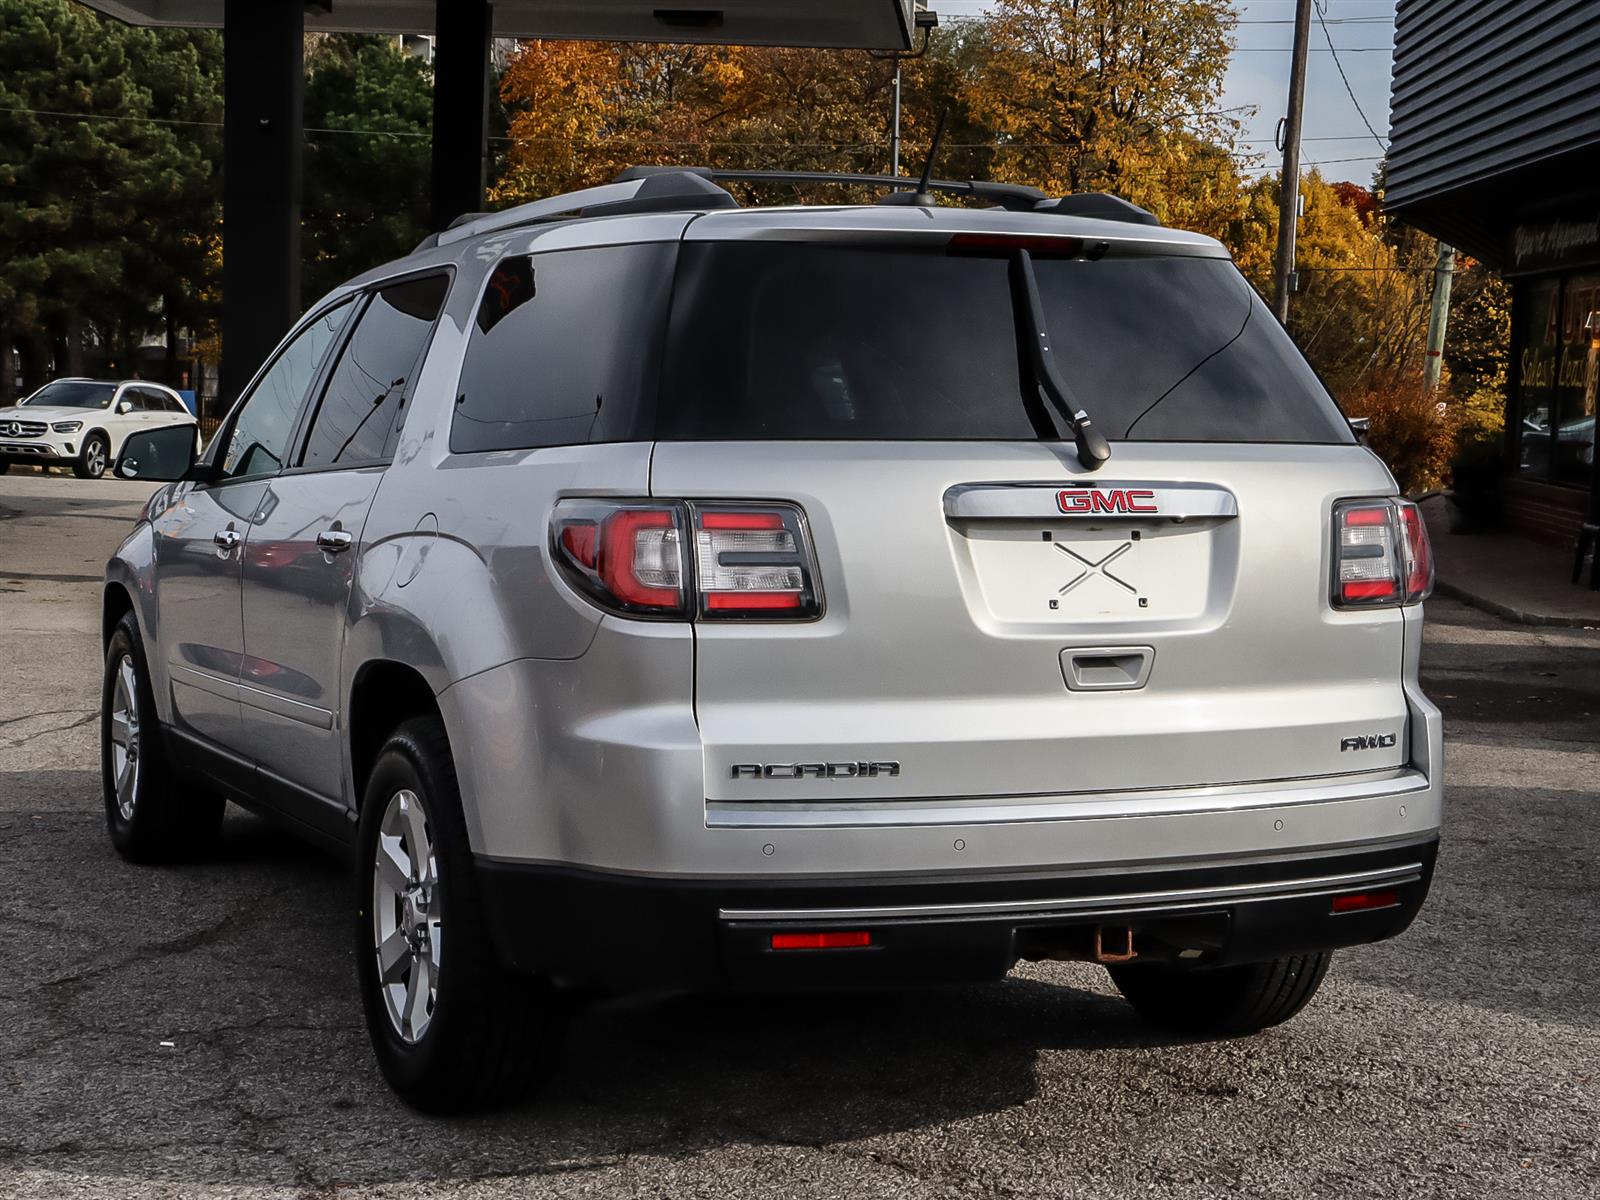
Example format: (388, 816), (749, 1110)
(1330, 890), (1399, 914)
(770, 931), (872, 950)
(1332, 498), (1433, 609)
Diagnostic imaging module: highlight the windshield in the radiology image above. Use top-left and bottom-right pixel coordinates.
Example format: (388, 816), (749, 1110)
(658, 242), (1353, 444)
(23, 381), (116, 410)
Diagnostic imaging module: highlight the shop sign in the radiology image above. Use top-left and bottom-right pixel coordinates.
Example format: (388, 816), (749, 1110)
(1511, 212), (1600, 274)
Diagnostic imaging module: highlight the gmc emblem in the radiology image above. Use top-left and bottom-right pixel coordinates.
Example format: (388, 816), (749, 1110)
(731, 761), (901, 780)
(1057, 488), (1159, 515)
(1340, 733), (1398, 752)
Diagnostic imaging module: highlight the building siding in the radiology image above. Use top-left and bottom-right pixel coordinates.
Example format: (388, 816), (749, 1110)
(1387, 0), (1600, 212)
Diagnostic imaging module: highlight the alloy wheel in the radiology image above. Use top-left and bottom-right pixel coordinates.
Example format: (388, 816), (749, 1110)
(86, 439), (107, 478)
(372, 788), (441, 1043)
(108, 655), (141, 821)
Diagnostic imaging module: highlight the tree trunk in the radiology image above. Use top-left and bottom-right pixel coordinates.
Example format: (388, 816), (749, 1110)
(19, 334), (46, 395)
(0, 321), (14, 407)
(63, 307), (85, 377)
(164, 305), (180, 386)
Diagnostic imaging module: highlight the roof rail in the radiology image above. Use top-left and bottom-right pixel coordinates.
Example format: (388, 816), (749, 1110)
(426, 171), (737, 249)
(1035, 193), (1161, 227)
(699, 168), (1047, 213)
(637, 168), (1162, 225)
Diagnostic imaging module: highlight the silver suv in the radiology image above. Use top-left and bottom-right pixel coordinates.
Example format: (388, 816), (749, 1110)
(101, 169), (1442, 1112)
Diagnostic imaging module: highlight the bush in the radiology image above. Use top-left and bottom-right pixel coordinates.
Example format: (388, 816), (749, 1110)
(1337, 369), (1463, 494)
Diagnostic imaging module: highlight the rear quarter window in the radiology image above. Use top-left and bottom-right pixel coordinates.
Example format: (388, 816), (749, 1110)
(450, 243), (676, 454)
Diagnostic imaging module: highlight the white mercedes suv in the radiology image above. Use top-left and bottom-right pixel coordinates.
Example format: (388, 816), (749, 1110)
(0, 378), (197, 479)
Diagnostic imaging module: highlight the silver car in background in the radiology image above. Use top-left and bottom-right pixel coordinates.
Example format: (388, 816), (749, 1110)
(100, 169), (1441, 1112)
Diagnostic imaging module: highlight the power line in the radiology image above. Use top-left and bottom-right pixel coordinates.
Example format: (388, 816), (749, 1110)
(1315, 0), (1389, 151)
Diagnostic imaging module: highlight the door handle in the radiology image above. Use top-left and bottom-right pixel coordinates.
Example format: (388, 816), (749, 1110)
(212, 527), (241, 551)
(317, 528), (354, 553)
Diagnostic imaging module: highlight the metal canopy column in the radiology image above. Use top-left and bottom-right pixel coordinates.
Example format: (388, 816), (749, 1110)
(431, 0), (494, 231)
(221, 0), (304, 407)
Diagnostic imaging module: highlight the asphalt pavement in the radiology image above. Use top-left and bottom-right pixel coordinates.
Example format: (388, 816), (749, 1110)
(2, 469), (1597, 1199)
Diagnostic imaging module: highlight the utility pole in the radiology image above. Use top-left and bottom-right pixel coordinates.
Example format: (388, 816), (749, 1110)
(1423, 241), (1456, 396)
(890, 60), (903, 176)
(1272, 0), (1314, 325)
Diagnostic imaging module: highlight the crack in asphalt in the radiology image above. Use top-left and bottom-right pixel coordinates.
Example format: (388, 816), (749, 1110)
(0, 711), (97, 749)
(0, 709), (96, 729)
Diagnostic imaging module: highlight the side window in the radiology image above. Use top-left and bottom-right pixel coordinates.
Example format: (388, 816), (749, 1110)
(115, 389), (144, 413)
(450, 243), (675, 454)
(300, 275), (449, 470)
(220, 301), (352, 481)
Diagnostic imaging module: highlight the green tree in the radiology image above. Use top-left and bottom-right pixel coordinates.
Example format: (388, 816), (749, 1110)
(0, 1), (220, 401)
(302, 35), (434, 304)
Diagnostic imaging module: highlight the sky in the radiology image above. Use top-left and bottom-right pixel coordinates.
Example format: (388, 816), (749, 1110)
(930, 0), (1398, 188)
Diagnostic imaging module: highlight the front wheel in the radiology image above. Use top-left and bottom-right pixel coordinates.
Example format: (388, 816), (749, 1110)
(102, 612), (225, 861)
(74, 432), (109, 479)
(355, 716), (558, 1113)
(1109, 952), (1333, 1037)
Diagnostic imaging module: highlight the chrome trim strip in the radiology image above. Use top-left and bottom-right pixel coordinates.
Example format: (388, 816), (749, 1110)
(169, 663), (240, 703)
(719, 863), (1423, 924)
(943, 481), (1239, 521)
(237, 682), (335, 730)
(706, 769), (1428, 830)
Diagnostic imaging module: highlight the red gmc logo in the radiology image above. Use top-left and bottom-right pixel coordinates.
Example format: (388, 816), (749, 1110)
(1057, 488), (1159, 514)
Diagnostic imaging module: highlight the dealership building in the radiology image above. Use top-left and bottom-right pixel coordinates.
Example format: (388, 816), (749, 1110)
(1386, 0), (1599, 547)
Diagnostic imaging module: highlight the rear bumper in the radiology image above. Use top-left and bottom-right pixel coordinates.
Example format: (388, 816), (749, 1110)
(476, 836), (1438, 991)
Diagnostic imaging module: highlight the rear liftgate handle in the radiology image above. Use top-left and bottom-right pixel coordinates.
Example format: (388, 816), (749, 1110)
(1061, 647), (1154, 692)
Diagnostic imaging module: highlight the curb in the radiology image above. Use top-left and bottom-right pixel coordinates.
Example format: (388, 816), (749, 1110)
(1434, 578), (1600, 629)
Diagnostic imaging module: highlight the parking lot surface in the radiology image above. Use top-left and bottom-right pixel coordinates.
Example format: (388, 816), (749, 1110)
(2, 470), (1598, 1199)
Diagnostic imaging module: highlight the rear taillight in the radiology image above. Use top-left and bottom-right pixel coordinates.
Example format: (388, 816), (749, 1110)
(693, 505), (821, 619)
(551, 501), (687, 617)
(551, 500), (821, 621)
(1331, 498), (1433, 609)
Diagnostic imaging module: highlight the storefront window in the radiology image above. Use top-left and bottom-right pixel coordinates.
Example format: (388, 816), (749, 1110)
(1516, 277), (1561, 480)
(1515, 274), (1597, 488)
(1553, 273), (1599, 486)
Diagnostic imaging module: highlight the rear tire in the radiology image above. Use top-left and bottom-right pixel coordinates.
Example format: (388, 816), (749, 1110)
(1109, 952), (1333, 1036)
(354, 716), (558, 1113)
(101, 612), (226, 862)
(74, 432), (109, 479)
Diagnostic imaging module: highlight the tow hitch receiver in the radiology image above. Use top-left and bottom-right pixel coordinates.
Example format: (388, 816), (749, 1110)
(1093, 925), (1137, 963)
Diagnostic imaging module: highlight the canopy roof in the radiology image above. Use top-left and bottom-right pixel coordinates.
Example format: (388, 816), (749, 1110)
(79, 0), (919, 49)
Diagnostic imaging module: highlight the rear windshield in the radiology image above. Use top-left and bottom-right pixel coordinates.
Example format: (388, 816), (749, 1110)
(660, 243), (1351, 443)
(449, 240), (1351, 453)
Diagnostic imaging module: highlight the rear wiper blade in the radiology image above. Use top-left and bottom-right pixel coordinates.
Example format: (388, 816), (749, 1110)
(1011, 248), (1111, 471)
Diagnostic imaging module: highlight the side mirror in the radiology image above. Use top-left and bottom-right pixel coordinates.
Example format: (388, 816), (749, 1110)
(116, 399), (134, 415)
(115, 424), (200, 482)
(1349, 416), (1372, 446)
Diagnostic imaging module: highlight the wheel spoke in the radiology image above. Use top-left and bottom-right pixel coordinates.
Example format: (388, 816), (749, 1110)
(375, 836), (412, 892)
(403, 955), (432, 1038)
(116, 756), (134, 796)
(376, 931), (411, 984)
(110, 711), (131, 749)
(118, 660), (137, 710)
(399, 793), (430, 879)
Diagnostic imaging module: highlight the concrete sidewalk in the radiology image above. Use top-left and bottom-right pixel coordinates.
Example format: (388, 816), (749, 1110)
(1421, 495), (1600, 627)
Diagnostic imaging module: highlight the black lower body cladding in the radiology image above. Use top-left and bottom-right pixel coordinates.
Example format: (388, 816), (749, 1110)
(475, 839), (1438, 992)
